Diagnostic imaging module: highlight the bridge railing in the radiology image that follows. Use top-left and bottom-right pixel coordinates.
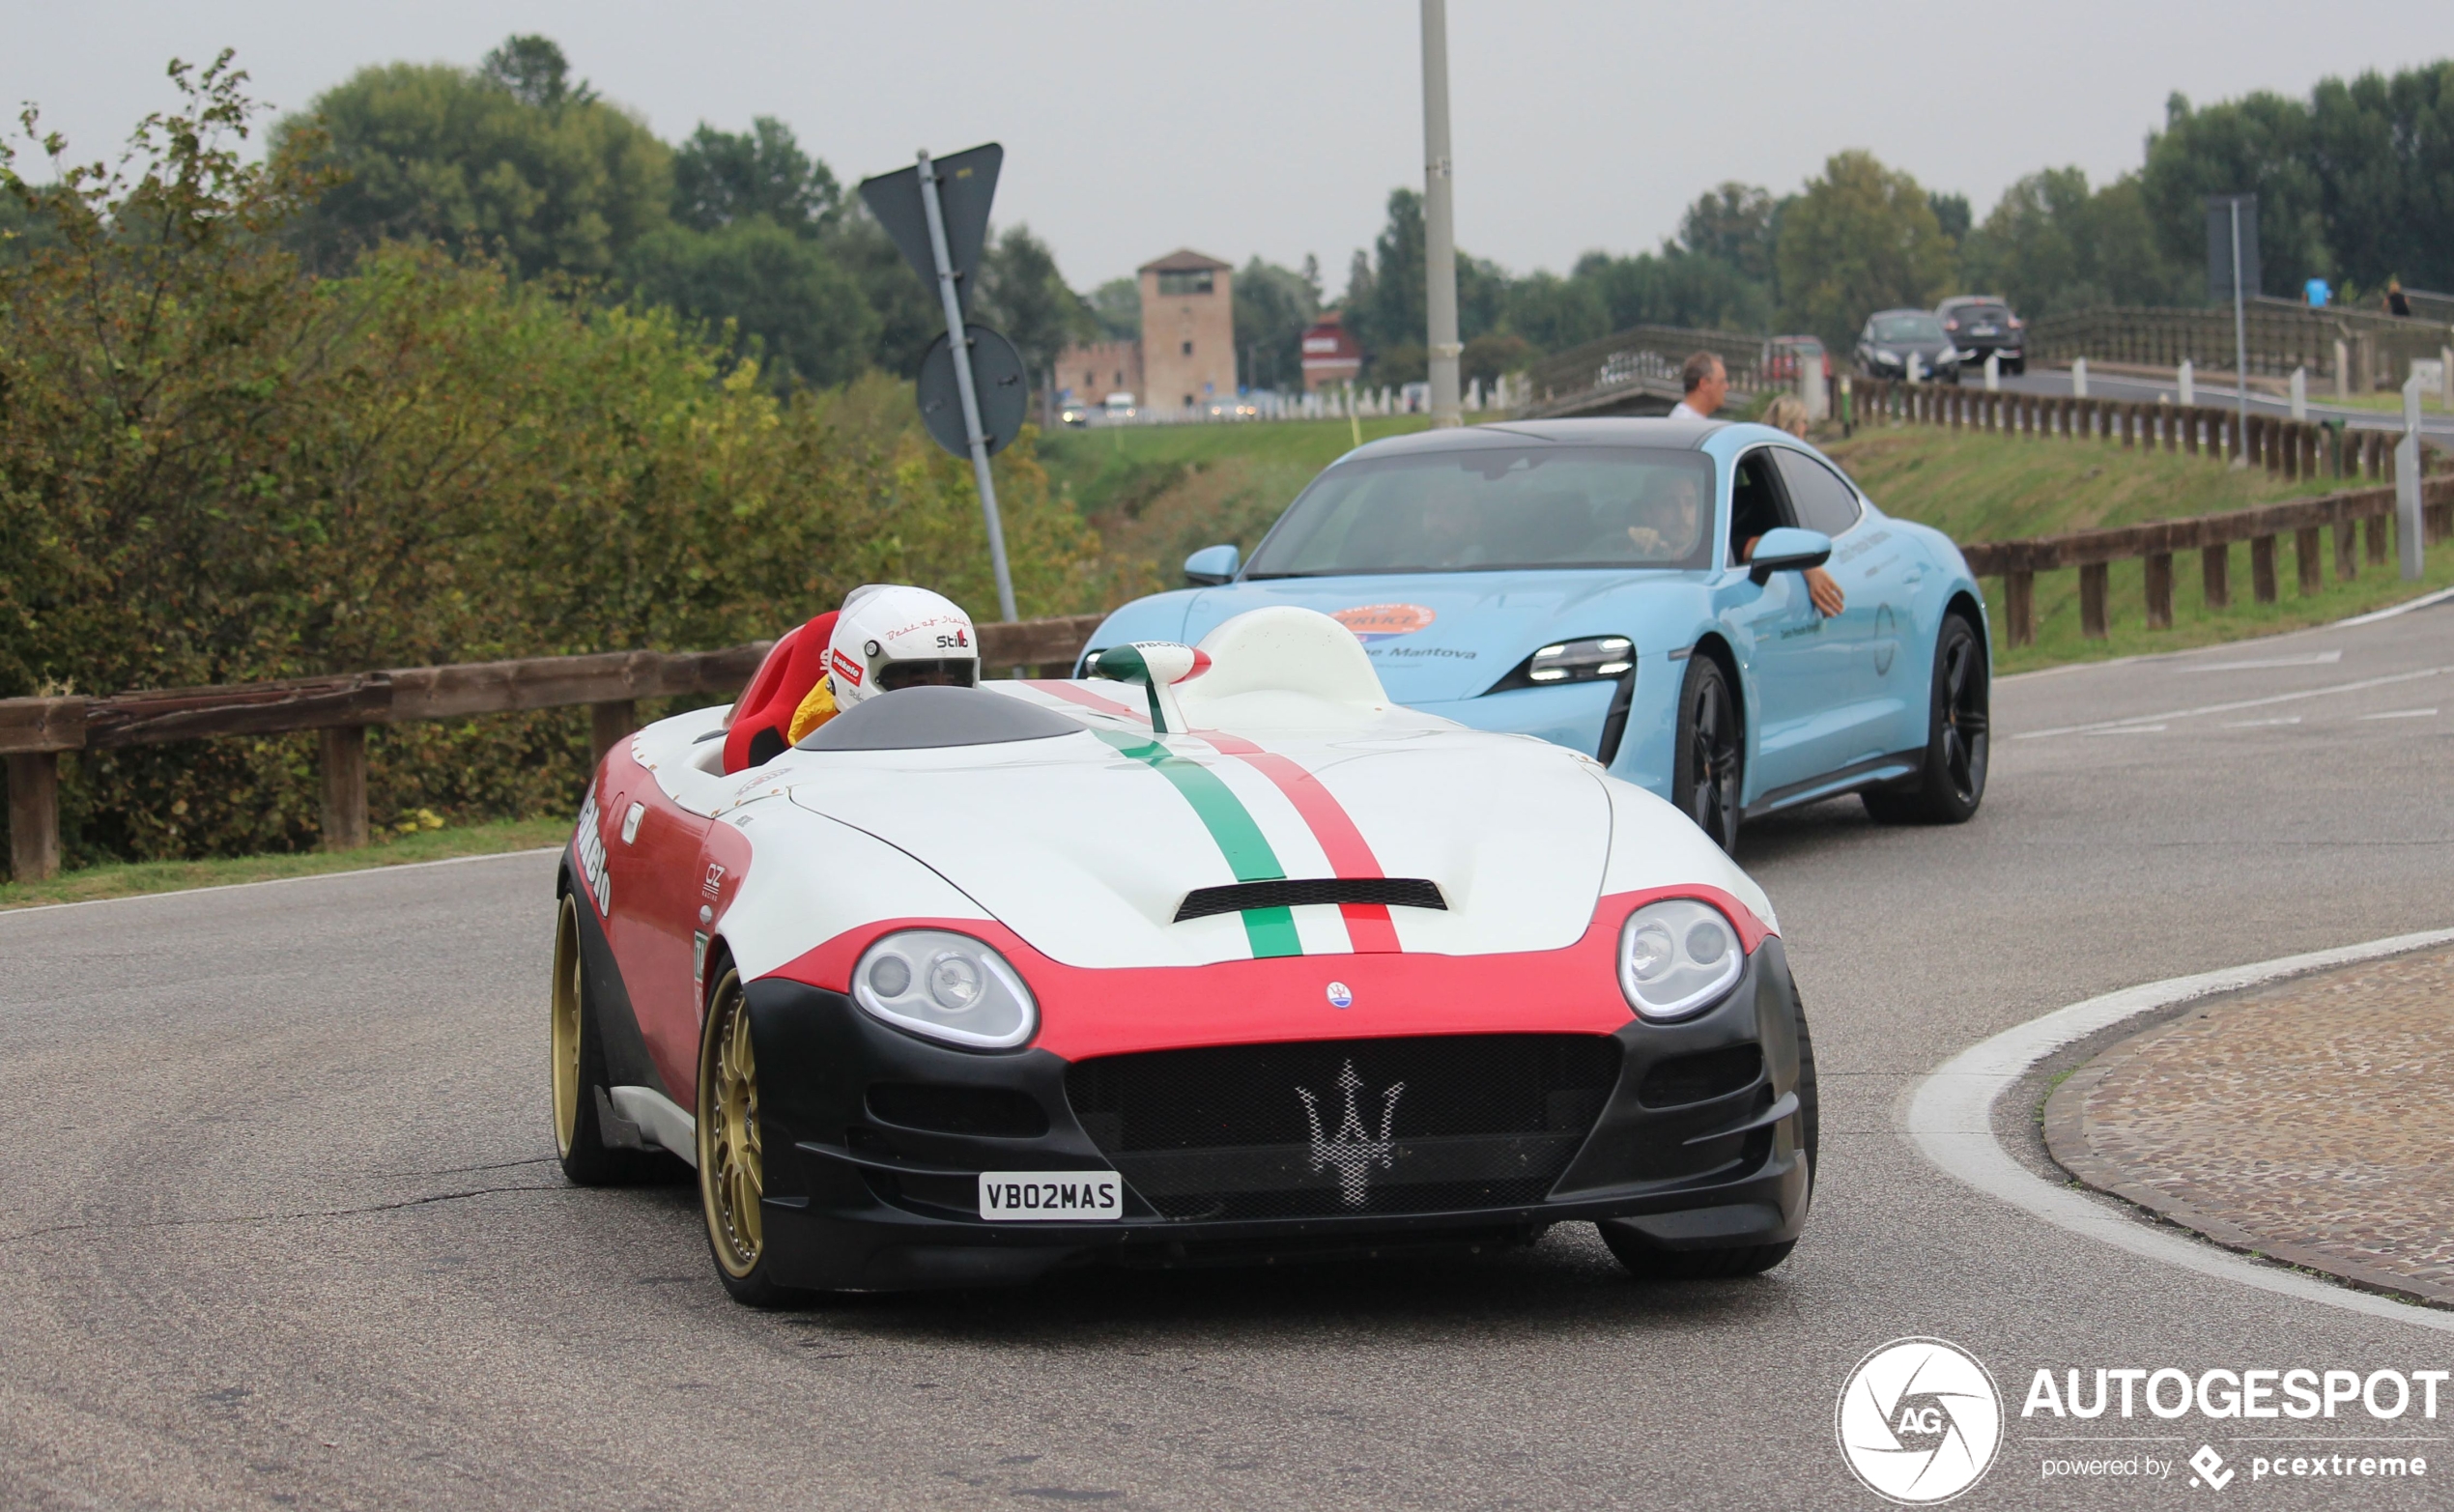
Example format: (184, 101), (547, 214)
(2027, 302), (2452, 390)
(1522, 326), (1770, 417)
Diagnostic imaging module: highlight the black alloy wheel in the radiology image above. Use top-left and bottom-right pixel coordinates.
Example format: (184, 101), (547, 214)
(1865, 613), (1989, 825)
(1671, 656), (1742, 853)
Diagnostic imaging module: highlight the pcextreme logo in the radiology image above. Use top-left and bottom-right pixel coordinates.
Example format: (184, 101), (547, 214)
(1837, 1337), (2004, 1504)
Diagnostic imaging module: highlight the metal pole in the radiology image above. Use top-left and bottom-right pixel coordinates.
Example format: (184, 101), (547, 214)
(917, 149), (1018, 622)
(2230, 198), (2249, 467)
(1420, 0), (1462, 428)
(2397, 372), (2425, 581)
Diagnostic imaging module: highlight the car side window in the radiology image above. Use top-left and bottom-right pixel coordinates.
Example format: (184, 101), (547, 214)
(1770, 448), (1862, 537)
(1727, 448), (1793, 565)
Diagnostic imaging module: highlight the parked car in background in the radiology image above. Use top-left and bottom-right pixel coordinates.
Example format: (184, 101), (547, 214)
(1935, 296), (2025, 375)
(1854, 311), (1960, 384)
(1103, 392), (1137, 420)
(1763, 336), (1830, 383)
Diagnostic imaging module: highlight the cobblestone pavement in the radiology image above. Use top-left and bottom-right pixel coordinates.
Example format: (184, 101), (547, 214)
(2046, 945), (2454, 1306)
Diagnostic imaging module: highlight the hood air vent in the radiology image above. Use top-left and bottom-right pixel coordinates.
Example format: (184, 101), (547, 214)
(1175, 877), (1447, 923)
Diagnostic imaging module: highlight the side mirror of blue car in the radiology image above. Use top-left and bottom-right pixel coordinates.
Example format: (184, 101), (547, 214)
(1184, 543), (1241, 586)
(1747, 527), (1833, 585)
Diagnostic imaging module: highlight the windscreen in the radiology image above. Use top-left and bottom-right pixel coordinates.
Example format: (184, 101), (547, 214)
(1242, 445), (1716, 578)
(1873, 313), (1946, 343)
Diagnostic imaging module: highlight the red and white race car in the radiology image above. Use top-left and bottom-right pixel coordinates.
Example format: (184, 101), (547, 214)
(551, 606), (1815, 1303)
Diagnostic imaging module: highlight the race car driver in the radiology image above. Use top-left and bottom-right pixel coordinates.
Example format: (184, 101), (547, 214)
(785, 584), (982, 742)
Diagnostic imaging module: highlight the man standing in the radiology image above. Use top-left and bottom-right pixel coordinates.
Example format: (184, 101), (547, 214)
(1669, 351), (1726, 420)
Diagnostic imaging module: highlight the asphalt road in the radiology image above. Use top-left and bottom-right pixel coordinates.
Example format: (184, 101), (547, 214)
(1994, 362), (2454, 442)
(6, 600), (2452, 1510)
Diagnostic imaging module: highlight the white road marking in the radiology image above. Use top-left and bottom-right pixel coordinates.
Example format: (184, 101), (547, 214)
(2336, 585), (2454, 627)
(2179, 650), (2342, 672)
(2223, 717), (2302, 727)
(2088, 724), (2167, 734)
(1900, 928), (2454, 1334)
(2013, 665), (2454, 739)
(2360, 708), (2440, 720)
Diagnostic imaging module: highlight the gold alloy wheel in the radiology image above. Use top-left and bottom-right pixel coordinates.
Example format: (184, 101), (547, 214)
(698, 968), (764, 1278)
(551, 895), (584, 1157)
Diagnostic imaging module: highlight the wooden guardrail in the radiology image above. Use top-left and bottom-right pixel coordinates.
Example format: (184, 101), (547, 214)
(1965, 478), (2454, 645)
(1850, 376), (2415, 486)
(0, 613), (1107, 882)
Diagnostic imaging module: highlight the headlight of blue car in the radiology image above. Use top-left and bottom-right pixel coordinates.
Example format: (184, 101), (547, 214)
(1491, 635), (1634, 693)
(853, 929), (1039, 1048)
(1617, 898), (1743, 1021)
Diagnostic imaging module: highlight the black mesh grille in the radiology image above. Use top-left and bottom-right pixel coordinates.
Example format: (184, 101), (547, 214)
(1174, 877), (1445, 923)
(1066, 1034), (1620, 1221)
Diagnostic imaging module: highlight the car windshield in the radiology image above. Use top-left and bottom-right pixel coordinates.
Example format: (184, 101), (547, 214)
(1873, 314), (1946, 342)
(1242, 446), (1717, 577)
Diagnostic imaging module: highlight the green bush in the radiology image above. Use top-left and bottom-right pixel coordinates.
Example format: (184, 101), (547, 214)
(0, 58), (1140, 865)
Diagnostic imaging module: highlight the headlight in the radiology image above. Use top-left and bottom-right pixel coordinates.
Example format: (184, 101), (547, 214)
(1874, 348), (1898, 364)
(1527, 636), (1634, 684)
(852, 929), (1038, 1048)
(1617, 898), (1744, 1020)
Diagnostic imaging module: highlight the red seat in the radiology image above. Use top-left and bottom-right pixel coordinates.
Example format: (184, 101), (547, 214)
(723, 611), (838, 774)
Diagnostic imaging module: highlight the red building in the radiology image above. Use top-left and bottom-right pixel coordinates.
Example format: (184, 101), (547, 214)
(1298, 311), (1363, 391)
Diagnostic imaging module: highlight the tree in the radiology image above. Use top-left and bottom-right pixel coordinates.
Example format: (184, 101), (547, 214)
(2304, 62), (2454, 294)
(1499, 271), (1608, 353)
(1357, 187), (1426, 359)
(826, 204), (942, 376)
(2140, 89), (2329, 300)
(1087, 276), (1139, 341)
(1232, 257), (1320, 392)
(1776, 150), (1956, 349)
(480, 35), (594, 107)
(1677, 183), (1778, 285)
(1927, 190), (1972, 253)
(672, 116), (841, 236)
(976, 224), (1095, 387)
(275, 37), (671, 278)
(621, 219), (875, 389)
(1957, 167), (2184, 317)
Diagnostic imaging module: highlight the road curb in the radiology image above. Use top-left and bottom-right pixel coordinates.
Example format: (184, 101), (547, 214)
(1899, 928), (2454, 1333)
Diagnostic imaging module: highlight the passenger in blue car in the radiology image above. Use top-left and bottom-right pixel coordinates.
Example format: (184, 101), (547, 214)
(1744, 395), (1846, 618)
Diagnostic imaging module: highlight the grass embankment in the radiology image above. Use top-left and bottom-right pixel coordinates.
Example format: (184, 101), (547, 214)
(0, 816), (566, 912)
(1039, 416), (1430, 580)
(1822, 424), (2454, 673)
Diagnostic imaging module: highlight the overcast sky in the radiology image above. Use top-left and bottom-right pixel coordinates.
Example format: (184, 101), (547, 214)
(8, 2), (2446, 291)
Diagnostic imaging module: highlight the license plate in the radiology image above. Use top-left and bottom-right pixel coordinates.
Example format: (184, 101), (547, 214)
(978, 1171), (1124, 1221)
(1972, 326), (1999, 335)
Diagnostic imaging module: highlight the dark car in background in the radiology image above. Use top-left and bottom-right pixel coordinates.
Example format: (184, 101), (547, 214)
(1854, 310), (1960, 384)
(1935, 296), (2024, 375)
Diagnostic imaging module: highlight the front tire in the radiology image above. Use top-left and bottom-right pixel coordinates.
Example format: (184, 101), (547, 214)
(1671, 655), (1743, 853)
(1865, 612), (1989, 825)
(1603, 994), (1816, 1281)
(552, 894), (659, 1186)
(698, 958), (799, 1307)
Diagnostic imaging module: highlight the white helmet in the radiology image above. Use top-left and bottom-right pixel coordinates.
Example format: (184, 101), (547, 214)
(825, 585), (981, 712)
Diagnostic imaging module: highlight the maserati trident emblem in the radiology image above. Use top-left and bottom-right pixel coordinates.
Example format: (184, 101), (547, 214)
(1297, 1060), (1405, 1207)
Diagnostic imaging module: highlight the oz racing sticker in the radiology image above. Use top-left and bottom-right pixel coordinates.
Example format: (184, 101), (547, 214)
(573, 783), (613, 916)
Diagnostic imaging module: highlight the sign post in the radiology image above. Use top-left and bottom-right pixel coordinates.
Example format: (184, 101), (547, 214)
(2207, 194), (2259, 467)
(858, 145), (1019, 623)
(2398, 372), (2425, 582)
(1420, 0), (1461, 428)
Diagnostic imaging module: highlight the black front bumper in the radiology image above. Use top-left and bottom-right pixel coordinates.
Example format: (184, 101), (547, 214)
(745, 942), (1812, 1291)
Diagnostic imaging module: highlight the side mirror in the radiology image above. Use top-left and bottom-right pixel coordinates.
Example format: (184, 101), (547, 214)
(1183, 543), (1240, 586)
(1747, 527), (1833, 585)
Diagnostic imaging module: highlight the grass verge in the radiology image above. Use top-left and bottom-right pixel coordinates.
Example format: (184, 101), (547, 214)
(0, 815), (567, 912)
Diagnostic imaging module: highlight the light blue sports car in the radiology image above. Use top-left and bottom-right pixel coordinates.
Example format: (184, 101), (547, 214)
(1077, 417), (1990, 849)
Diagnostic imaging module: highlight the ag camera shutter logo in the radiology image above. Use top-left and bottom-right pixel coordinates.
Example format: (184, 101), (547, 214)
(1837, 1337), (2003, 1503)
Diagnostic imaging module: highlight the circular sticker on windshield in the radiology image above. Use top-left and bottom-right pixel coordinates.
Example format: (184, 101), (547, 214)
(1333, 604), (1437, 642)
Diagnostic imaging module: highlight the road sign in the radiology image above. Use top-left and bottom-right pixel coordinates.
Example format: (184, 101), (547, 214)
(918, 326), (1027, 460)
(857, 144), (1002, 317)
